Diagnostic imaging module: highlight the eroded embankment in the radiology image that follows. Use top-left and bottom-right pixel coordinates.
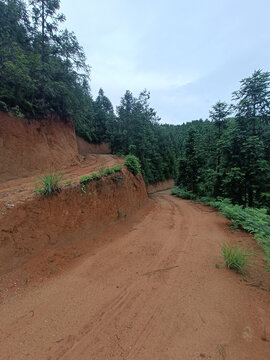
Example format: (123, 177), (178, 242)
(0, 169), (147, 275)
(147, 178), (175, 194)
(76, 136), (111, 156)
(0, 112), (79, 182)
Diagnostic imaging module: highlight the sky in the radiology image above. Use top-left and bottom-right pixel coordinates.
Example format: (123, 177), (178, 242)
(60, 0), (270, 124)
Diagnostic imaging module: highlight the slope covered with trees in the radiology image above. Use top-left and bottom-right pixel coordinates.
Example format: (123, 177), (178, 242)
(175, 70), (270, 209)
(1, 1), (269, 205)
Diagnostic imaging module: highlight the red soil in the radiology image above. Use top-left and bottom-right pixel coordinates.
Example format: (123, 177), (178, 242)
(76, 136), (111, 156)
(0, 154), (124, 208)
(146, 178), (175, 193)
(1, 191), (270, 359)
(0, 167), (146, 275)
(0, 112), (79, 182)
(1, 113), (270, 359)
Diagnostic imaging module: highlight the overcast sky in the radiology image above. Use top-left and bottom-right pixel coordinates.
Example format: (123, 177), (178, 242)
(60, 0), (270, 124)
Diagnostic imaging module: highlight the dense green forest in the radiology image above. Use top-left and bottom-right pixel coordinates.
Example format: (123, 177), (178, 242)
(1, 0), (270, 208)
(174, 71), (270, 209)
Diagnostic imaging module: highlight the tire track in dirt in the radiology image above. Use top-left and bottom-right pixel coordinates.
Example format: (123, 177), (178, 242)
(1, 191), (270, 360)
(54, 193), (191, 359)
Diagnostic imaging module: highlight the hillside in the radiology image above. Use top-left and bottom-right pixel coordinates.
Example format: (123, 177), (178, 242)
(0, 112), (79, 182)
(1, 1), (270, 358)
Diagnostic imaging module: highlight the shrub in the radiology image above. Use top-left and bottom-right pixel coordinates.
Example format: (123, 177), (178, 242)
(80, 173), (101, 193)
(221, 241), (255, 275)
(80, 173), (101, 185)
(99, 165), (123, 177)
(35, 173), (62, 196)
(171, 188), (197, 200)
(111, 165), (123, 172)
(124, 155), (141, 175)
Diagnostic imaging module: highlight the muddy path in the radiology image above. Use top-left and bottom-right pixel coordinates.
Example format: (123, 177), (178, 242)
(1, 191), (270, 359)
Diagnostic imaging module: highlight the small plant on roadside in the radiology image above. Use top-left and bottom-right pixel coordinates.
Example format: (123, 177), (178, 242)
(80, 173), (101, 192)
(25, 274), (29, 285)
(112, 176), (124, 182)
(98, 167), (105, 176)
(99, 165), (123, 177)
(111, 165), (123, 172)
(117, 208), (126, 218)
(125, 154), (141, 175)
(80, 173), (100, 185)
(65, 179), (73, 185)
(172, 189), (270, 266)
(35, 173), (62, 196)
(221, 241), (255, 275)
(171, 188), (197, 200)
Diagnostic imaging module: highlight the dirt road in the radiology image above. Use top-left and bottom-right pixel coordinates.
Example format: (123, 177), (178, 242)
(0, 154), (123, 207)
(1, 191), (270, 359)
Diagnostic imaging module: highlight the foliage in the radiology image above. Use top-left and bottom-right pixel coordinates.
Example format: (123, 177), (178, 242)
(111, 165), (123, 172)
(108, 90), (177, 184)
(35, 172), (62, 196)
(124, 154), (141, 176)
(174, 71), (270, 208)
(221, 241), (255, 275)
(80, 173), (100, 185)
(99, 165), (123, 176)
(171, 188), (197, 200)
(80, 165), (123, 191)
(0, 2), (269, 200)
(0, 0), (91, 123)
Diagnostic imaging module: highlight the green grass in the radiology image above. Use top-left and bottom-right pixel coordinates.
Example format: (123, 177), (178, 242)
(80, 166), (123, 192)
(99, 165), (123, 177)
(111, 164), (123, 172)
(65, 179), (73, 185)
(80, 173), (101, 185)
(35, 173), (62, 196)
(221, 241), (255, 275)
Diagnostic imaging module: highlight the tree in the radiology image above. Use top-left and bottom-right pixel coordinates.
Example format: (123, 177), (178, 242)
(30, 0), (65, 64)
(29, 0), (65, 110)
(231, 70), (270, 206)
(209, 101), (232, 195)
(232, 69), (270, 135)
(209, 101), (232, 139)
(177, 128), (203, 192)
(92, 88), (115, 143)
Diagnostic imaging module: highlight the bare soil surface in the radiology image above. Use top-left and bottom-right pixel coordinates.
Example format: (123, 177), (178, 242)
(0, 112), (80, 183)
(1, 191), (270, 360)
(0, 154), (123, 209)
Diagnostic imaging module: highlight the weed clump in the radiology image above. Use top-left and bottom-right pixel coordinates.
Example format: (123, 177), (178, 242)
(65, 179), (73, 185)
(80, 173), (101, 186)
(80, 166), (123, 192)
(171, 188), (196, 200)
(35, 173), (62, 196)
(221, 241), (255, 275)
(99, 165), (123, 177)
(125, 154), (141, 175)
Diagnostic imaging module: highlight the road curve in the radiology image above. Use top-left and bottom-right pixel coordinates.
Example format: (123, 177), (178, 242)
(1, 191), (270, 360)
